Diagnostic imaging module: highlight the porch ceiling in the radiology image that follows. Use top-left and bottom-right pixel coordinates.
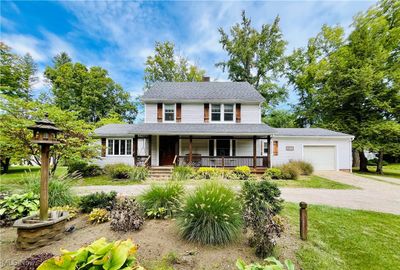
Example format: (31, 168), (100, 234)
(94, 123), (276, 137)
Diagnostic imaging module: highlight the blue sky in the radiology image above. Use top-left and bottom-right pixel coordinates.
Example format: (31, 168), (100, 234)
(1, 0), (376, 107)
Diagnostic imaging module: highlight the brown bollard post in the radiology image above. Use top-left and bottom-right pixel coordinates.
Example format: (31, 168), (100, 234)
(299, 201), (308, 240)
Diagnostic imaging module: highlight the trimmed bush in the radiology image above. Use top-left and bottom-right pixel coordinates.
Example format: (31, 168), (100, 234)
(289, 160), (313, 175)
(231, 166), (252, 180)
(178, 181), (242, 245)
(171, 166), (195, 181)
(130, 166), (149, 181)
(139, 182), (184, 219)
(262, 168), (282, 180)
(15, 253), (55, 270)
(88, 208), (110, 224)
(78, 191), (117, 213)
(111, 196), (144, 231)
(104, 163), (133, 179)
(279, 163), (301, 180)
(196, 167), (222, 179)
(67, 160), (103, 177)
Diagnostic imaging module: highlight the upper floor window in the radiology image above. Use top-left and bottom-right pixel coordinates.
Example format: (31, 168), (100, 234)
(211, 104), (234, 122)
(164, 104), (175, 122)
(107, 139), (132, 156)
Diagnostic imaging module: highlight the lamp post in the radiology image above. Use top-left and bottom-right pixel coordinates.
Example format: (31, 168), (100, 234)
(28, 113), (60, 221)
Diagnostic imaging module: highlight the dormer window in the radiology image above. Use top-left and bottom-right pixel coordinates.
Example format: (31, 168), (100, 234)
(211, 104), (234, 122)
(164, 104), (175, 122)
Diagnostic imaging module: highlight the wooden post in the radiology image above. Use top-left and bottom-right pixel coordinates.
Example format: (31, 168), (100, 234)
(253, 136), (257, 168)
(267, 135), (271, 168)
(134, 135), (138, 166)
(189, 136), (193, 164)
(299, 202), (308, 240)
(40, 144), (50, 221)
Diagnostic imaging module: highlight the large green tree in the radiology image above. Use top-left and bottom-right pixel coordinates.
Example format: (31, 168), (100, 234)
(0, 42), (37, 100)
(144, 41), (205, 90)
(263, 109), (297, 128)
(287, 0), (400, 173)
(217, 11), (287, 111)
(0, 95), (98, 174)
(45, 53), (137, 123)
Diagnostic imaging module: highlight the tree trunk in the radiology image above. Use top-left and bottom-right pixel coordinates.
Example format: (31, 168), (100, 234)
(376, 151), (384, 175)
(0, 157), (11, 174)
(359, 150), (369, 172)
(352, 149), (360, 167)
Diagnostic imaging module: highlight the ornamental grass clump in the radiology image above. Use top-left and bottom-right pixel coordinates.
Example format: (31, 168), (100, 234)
(139, 182), (184, 219)
(171, 166), (195, 181)
(289, 160), (314, 175)
(104, 163), (134, 179)
(178, 181), (242, 245)
(130, 167), (149, 181)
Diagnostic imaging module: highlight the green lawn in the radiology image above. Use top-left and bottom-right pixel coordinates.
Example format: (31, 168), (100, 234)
(272, 175), (357, 189)
(282, 203), (400, 270)
(353, 163), (400, 179)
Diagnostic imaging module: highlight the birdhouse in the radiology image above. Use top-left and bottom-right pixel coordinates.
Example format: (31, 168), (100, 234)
(28, 113), (61, 145)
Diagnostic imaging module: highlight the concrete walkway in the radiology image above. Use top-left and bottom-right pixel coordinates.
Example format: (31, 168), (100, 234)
(73, 171), (400, 215)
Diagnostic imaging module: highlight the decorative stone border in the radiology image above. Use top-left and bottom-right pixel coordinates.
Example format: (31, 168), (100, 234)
(13, 211), (69, 250)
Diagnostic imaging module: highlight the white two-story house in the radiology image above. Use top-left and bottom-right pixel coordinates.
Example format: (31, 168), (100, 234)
(94, 81), (354, 171)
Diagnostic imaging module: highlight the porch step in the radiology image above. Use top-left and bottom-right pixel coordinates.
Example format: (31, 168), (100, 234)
(149, 167), (173, 180)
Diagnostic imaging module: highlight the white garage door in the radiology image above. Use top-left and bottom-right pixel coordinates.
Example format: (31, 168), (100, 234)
(303, 146), (336, 170)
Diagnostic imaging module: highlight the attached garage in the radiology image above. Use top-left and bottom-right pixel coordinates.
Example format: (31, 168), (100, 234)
(303, 145), (336, 170)
(269, 128), (354, 172)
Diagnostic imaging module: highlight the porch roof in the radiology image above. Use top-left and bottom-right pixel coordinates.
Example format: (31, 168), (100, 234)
(94, 123), (276, 137)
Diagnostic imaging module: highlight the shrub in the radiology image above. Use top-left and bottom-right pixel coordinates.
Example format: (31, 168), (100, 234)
(262, 168), (282, 180)
(38, 238), (142, 270)
(241, 180), (284, 257)
(88, 208), (110, 224)
(15, 253), (55, 270)
(50, 205), (79, 220)
(130, 166), (149, 181)
(111, 196), (144, 231)
(236, 257), (295, 270)
(139, 182), (184, 219)
(25, 174), (76, 207)
(178, 181), (242, 245)
(171, 166), (195, 181)
(0, 192), (39, 226)
(67, 160), (103, 177)
(78, 191), (117, 213)
(279, 163), (301, 180)
(289, 160), (313, 175)
(231, 166), (252, 180)
(196, 167), (222, 179)
(104, 163), (134, 179)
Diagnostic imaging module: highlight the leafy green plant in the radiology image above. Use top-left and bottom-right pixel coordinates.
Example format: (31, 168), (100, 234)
(178, 181), (242, 245)
(139, 183), (184, 219)
(67, 160), (103, 177)
(171, 166), (195, 181)
(236, 257), (295, 270)
(196, 167), (223, 179)
(130, 166), (149, 181)
(289, 161), (313, 175)
(279, 163), (301, 180)
(262, 168), (282, 180)
(88, 208), (110, 224)
(241, 180), (284, 257)
(50, 205), (79, 220)
(78, 191), (117, 213)
(38, 238), (143, 270)
(111, 196), (144, 231)
(233, 166), (252, 180)
(0, 192), (39, 226)
(104, 163), (134, 179)
(15, 253), (55, 270)
(25, 173), (77, 207)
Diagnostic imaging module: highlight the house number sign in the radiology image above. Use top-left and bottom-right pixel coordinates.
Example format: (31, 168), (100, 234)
(286, 146), (295, 151)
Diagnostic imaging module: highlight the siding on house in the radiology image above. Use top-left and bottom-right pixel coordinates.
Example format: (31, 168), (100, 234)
(239, 104), (261, 124)
(151, 135), (159, 166)
(181, 104), (204, 123)
(145, 103), (157, 123)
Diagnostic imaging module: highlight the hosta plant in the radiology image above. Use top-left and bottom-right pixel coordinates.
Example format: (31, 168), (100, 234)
(88, 208), (110, 224)
(38, 238), (144, 270)
(111, 196), (144, 231)
(236, 257), (295, 270)
(178, 181), (242, 245)
(15, 253), (55, 270)
(0, 192), (39, 226)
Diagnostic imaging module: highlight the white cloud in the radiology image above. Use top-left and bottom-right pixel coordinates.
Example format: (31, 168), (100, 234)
(1, 34), (46, 61)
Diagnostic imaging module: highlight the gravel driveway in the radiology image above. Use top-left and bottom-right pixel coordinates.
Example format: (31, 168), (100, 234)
(73, 171), (400, 215)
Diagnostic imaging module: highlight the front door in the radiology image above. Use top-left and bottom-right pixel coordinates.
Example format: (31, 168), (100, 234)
(159, 136), (179, 166)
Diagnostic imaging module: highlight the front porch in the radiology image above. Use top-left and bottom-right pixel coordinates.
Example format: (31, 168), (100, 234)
(134, 135), (271, 169)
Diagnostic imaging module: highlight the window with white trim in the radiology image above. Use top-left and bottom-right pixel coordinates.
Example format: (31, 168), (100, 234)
(164, 104), (175, 121)
(263, 141), (269, 155)
(211, 104), (234, 122)
(107, 139), (132, 156)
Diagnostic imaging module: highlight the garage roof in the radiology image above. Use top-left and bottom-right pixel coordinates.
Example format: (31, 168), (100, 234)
(275, 128), (353, 137)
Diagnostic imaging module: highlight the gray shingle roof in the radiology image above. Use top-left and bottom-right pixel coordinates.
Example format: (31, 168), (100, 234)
(94, 123), (275, 137)
(275, 128), (353, 137)
(141, 82), (265, 103)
